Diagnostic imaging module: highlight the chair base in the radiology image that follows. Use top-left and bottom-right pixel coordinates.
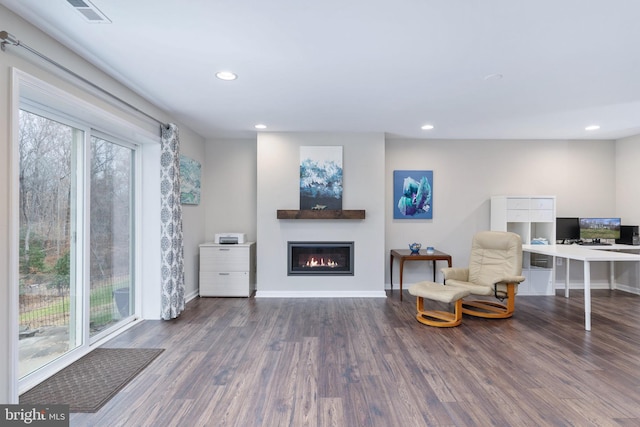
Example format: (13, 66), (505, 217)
(416, 298), (463, 327)
(409, 282), (471, 327)
(461, 299), (513, 319)
(460, 282), (516, 319)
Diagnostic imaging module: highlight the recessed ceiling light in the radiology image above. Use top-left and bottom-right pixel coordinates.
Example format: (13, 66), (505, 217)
(216, 71), (237, 81)
(585, 125), (600, 131)
(254, 124), (267, 130)
(421, 124), (434, 130)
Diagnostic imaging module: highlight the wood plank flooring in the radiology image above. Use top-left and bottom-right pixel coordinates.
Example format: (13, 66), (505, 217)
(69, 289), (640, 426)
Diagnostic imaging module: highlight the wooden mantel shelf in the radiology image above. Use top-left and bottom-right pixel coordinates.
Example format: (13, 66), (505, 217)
(277, 210), (366, 220)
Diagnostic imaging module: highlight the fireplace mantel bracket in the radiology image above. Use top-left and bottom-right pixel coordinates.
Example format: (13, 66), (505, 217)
(277, 210), (365, 220)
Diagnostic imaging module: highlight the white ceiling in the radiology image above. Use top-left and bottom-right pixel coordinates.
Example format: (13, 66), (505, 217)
(3, 0), (640, 140)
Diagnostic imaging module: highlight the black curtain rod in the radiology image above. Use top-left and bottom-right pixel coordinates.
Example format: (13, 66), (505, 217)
(1, 30), (167, 129)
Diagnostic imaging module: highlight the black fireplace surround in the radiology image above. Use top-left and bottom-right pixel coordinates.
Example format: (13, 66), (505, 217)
(288, 241), (354, 276)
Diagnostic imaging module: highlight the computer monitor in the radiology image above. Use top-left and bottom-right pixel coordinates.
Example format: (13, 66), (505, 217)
(556, 217), (580, 243)
(579, 217), (621, 241)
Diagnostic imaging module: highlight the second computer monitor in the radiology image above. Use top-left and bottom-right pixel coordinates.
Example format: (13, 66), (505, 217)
(579, 217), (621, 241)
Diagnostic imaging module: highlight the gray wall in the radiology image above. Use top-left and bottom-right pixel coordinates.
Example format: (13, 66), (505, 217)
(204, 139), (258, 242)
(616, 134), (640, 221)
(614, 134), (640, 290)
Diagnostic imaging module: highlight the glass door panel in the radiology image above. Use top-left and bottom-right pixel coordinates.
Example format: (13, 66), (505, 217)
(89, 136), (134, 338)
(18, 110), (82, 378)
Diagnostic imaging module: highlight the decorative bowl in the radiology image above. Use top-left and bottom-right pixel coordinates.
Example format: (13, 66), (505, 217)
(409, 243), (421, 254)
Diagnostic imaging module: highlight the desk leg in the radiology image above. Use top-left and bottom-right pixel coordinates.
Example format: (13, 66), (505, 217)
(389, 255), (394, 291)
(432, 260), (436, 281)
(584, 260), (591, 331)
(551, 256), (557, 295)
(565, 260), (570, 298)
(609, 260), (615, 290)
(399, 260), (405, 301)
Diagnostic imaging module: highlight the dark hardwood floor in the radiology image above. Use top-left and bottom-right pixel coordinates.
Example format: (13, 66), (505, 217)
(70, 289), (640, 426)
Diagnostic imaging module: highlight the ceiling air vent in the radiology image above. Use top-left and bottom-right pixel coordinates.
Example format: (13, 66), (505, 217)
(66, 0), (112, 23)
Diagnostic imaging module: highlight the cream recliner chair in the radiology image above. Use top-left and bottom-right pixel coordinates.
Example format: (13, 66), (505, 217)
(442, 231), (525, 319)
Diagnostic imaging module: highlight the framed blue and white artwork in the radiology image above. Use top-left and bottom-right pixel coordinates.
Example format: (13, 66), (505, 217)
(179, 155), (201, 205)
(393, 170), (433, 219)
(300, 146), (343, 210)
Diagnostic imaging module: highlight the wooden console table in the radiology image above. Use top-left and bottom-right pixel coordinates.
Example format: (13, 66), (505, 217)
(389, 249), (452, 301)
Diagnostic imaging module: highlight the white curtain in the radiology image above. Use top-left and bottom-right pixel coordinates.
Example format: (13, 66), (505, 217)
(160, 123), (185, 319)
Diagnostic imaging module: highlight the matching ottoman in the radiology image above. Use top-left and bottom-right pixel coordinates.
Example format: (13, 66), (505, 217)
(408, 281), (471, 327)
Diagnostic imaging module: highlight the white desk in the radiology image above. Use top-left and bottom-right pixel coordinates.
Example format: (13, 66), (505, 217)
(522, 244), (640, 331)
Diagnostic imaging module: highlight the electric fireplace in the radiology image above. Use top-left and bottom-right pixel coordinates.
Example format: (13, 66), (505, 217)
(288, 241), (354, 276)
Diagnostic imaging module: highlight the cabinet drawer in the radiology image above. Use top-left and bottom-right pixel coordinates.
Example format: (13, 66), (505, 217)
(200, 247), (249, 271)
(530, 209), (554, 222)
(507, 209), (529, 222)
(530, 198), (554, 210)
(200, 271), (250, 296)
(506, 198), (530, 210)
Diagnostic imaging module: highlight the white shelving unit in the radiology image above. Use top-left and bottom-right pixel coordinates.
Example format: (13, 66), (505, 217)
(491, 196), (556, 295)
(199, 242), (256, 297)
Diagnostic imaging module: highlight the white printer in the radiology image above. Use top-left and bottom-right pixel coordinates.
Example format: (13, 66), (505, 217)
(214, 232), (246, 244)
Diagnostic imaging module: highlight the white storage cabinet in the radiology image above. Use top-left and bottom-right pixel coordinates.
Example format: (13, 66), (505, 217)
(199, 242), (256, 297)
(491, 196), (556, 296)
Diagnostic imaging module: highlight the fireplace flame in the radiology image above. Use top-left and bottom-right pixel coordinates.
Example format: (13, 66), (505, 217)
(304, 257), (338, 268)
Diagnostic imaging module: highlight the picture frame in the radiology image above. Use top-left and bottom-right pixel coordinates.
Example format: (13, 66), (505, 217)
(179, 155), (201, 205)
(300, 146), (343, 210)
(393, 170), (433, 219)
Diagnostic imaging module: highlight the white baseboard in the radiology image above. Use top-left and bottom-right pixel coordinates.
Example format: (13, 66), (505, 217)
(612, 284), (640, 295)
(255, 290), (387, 298)
(185, 289), (199, 302)
(552, 282), (640, 295)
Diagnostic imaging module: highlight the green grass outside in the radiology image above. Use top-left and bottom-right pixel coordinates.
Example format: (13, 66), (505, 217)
(581, 229), (618, 239)
(20, 278), (130, 327)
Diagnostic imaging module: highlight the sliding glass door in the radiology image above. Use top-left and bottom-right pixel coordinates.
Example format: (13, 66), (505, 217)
(89, 134), (135, 339)
(18, 110), (82, 378)
(18, 107), (136, 379)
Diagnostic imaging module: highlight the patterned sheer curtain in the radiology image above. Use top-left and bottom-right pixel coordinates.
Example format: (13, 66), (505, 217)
(160, 123), (185, 319)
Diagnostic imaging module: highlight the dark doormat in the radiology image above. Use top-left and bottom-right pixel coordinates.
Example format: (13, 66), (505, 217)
(20, 348), (164, 413)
